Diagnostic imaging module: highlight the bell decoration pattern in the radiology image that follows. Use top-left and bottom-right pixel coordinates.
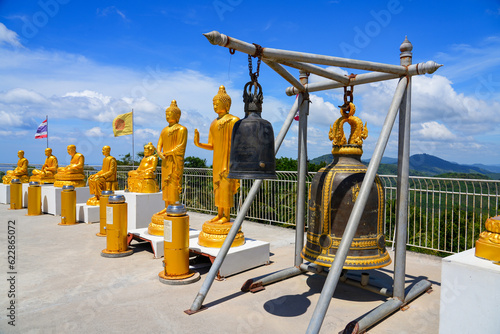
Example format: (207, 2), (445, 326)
(227, 81), (277, 180)
(301, 99), (391, 270)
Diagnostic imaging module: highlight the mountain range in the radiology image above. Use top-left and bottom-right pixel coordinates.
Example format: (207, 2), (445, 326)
(310, 153), (500, 179)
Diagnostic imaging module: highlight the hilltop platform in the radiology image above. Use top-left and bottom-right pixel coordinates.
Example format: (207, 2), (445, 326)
(0, 205), (442, 334)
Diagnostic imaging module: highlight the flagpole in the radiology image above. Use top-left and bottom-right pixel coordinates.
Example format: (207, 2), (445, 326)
(132, 109), (135, 168)
(46, 115), (49, 148)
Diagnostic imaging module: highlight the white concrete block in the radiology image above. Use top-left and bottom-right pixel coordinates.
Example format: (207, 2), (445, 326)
(76, 204), (100, 223)
(0, 184), (10, 204)
(128, 227), (200, 258)
(115, 191), (164, 231)
(439, 248), (500, 334)
(22, 183), (32, 208)
(41, 186), (90, 215)
(189, 238), (270, 278)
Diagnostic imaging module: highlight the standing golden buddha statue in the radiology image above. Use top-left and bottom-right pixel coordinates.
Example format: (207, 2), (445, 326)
(127, 142), (159, 193)
(30, 148), (58, 184)
(54, 145), (86, 187)
(148, 100), (188, 236)
(86, 146), (117, 206)
(3, 150), (29, 184)
(194, 85), (244, 248)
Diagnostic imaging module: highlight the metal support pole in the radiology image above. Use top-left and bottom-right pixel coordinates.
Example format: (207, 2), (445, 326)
(241, 266), (305, 292)
(263, 59), (305, 92)
(203, 31), (407, 75)
(394, 37), (413, 300)
(306, 77), (408, 334)
(279, 59), (350, 84)
(354, 279), (431, 333)
(295, 71), (309, 266)
(187, 97), (300, 314)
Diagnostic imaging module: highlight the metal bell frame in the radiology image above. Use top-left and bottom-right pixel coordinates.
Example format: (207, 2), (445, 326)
(186, 31), (442, 334)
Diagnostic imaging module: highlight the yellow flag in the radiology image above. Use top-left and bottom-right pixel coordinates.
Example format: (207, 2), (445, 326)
(113, 112), (133, 137)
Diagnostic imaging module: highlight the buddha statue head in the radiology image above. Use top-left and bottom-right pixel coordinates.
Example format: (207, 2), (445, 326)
(102, 145), (111, 157)
(67, 144), (76, 156)
(213, 85), (231, 115)
(166, 100), (181, 125)
(45, 148), (52, 157)
(144, 142), (155, 157)
(18, 150), (24, 159)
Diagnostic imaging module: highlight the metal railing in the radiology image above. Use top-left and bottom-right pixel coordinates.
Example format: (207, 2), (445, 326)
(12, 165), (497, 255)
(179, 168), (500, 255)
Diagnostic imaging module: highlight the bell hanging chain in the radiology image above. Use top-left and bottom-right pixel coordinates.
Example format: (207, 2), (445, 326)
(248, 43), (263, 83)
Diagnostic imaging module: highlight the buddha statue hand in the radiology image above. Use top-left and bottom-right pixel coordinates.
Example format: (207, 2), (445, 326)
(194, 129), (200, 145)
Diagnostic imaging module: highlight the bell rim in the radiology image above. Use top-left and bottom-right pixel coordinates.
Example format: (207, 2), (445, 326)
(227, 171), (277, 180)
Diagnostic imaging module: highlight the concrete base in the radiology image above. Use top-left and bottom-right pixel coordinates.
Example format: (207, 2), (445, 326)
(159, 271), (201, 285)
(76, 204), (100, 224)
(0, 184), (10, 204)
(439, 248), (500, 334)
(41, 186), (90, 215)
(189, 238), (270, 279)
(128, 228), (200, 258)
(115, 191), (164, 231)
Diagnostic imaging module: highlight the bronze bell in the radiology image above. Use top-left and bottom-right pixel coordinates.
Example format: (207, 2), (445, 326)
(301, 102), (391, 270)
(227, 81), (276, 180)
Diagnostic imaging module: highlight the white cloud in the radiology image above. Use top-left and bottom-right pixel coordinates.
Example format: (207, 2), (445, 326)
(0, 23), (22, 48)
(97, 6), (129, 22)
(85, 127), (107, 138)
(415, 121), (456, 140)
(135, 128), (160, 140)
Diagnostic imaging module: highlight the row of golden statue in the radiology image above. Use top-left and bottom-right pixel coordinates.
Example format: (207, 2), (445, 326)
(4, 86), (243, 248)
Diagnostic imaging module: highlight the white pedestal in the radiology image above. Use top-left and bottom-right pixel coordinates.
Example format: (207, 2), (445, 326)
(439, 248), (500, 334)
(41, 186), (90, 215)
(115, 191), (164, 231)
(128, 228), (200, 258)
(76, 204), (100, 223)
(0, 184), (10, 204)
(189, 238), (270, 279)
(22, 183), (30, 207)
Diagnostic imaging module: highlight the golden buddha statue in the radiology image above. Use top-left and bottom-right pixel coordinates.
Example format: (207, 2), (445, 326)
(148, 100), (188, 236)
(476, 216), (500, 263)
(194, 85), (244, 248)
(30, 148), (58, 184)
(3, 150), (29, 184)
(86, 146), (117, 206)
(54, 145), (86, 187)
(127, 142), (159, 193)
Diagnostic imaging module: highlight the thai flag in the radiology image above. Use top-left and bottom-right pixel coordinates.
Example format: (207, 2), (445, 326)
(35, 118), (48, 139)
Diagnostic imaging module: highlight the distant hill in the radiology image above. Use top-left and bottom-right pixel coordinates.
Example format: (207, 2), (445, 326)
(309, 153), (500, 179)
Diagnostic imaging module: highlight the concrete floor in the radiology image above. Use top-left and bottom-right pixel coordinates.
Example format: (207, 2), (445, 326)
(0, 204), (442, 333)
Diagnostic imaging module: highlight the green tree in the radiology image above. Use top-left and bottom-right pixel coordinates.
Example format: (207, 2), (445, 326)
(276, 157), (297, 171)
(184, 156), (207, 168)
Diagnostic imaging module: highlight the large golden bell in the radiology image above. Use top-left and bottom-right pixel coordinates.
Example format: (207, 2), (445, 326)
(301, 102), (391, 270)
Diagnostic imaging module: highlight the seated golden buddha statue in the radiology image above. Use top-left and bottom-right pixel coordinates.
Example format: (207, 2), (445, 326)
(86, 146), (117, 206)
(54, 145), (86, 187)
(30, 148), (58, 184)
(127, 142), (159, 193)
(3, 150), (29, 184)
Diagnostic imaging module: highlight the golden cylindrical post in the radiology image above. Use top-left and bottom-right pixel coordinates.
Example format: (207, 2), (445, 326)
(97, 190), (114, 237)
(59, 185), (77, 225)
(158, 202), (200, 285)
(9, 179), (22, 210)
(101, 195), (133, 257)
(27, 181), (42, 216)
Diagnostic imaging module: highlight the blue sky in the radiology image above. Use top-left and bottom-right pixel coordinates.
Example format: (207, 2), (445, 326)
(0, 0), (499, 167)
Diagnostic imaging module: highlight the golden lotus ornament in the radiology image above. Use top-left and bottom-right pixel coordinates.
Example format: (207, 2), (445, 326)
(301, 102), (391, 270)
